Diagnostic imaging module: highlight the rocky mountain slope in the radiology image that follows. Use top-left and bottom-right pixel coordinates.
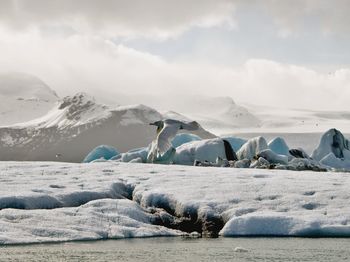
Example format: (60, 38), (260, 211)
(0, 93), (214, 162)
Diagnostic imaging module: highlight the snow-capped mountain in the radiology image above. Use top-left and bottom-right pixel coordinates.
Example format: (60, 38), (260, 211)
(181, 96), (261, 134)
(0, 72), (59, 126)
(0, 93), (215, 162)
(112, 94), (261, 135)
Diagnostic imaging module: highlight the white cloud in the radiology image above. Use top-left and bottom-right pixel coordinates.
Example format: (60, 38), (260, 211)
(0, 27), (349, 110)
(0, 0), (349, 111)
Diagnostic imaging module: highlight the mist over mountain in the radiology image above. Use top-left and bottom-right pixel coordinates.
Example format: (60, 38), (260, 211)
(0, 72), (59, 126)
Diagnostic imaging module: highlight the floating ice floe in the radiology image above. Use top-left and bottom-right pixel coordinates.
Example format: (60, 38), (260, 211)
(0, 162), (349, 244)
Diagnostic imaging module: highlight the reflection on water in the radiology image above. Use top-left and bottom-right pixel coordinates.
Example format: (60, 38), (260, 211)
(1, 237), (350, 262)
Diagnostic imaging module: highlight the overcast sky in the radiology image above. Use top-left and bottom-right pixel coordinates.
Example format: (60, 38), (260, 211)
(0, 0), (350, 110)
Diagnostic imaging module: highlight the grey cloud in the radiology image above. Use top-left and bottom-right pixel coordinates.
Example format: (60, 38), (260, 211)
(1, 0), (349, 38)
(258, 0), (350, 35)
(0, 0), (235, 37)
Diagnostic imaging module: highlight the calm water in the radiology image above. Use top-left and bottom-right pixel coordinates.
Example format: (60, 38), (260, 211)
(1, 237), (350, 262)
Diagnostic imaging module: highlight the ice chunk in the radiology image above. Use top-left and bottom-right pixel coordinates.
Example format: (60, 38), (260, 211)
(268, 137), (290, 156)
(233, 159), (251, 168)
(221, 213), (350, 237)
(320, 153), (350, 170)
(0, 199), (180, 244)
(221, 214), (304, 236)
(83, 145), (120, 163)
(286, 158), (327, 171)
(220, 136), (247, 152)
(90, 158), (108, 163)
(174, 138), (226, 165)
(257, 149), (289, 165)
(120, 147), (148, 163)
(194, 157), (230, 167)
(236, 136), (268, 160)
(171, 133), (201, 148)
(289, 148), (310, 159)
(234, 247), (249, 253)
(312, 128), (350, 161)
(250, 156), (271, 168)
(129, 157), (144, 163)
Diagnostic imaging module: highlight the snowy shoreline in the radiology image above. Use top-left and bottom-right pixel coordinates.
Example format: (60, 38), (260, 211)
(1, 161), (349, 244)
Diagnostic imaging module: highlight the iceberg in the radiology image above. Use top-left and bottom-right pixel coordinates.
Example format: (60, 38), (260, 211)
(236, 136), (268, 160)
(220, 136), (247, 152)
(311, 129), (350, 169)
(174, 138), (232, 165)
(120, 147), (149, 163)
(268, 137), (290, 156)
(312, 128), (350, 161)
(257, 149), (289, 165)
(319, 153), (350, 170)
(171, 133), (201, 148)
(82, 145), (119, 163)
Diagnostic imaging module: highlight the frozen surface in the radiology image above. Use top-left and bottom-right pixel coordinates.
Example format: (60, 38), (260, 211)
(0, 162), (349, 244)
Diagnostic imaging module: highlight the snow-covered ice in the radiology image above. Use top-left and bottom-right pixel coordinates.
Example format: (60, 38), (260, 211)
(171, 133), (201, 148)
(174, 138), (228, 165)
(236, 136), (268, 160)
(0, 161), (349, 244)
